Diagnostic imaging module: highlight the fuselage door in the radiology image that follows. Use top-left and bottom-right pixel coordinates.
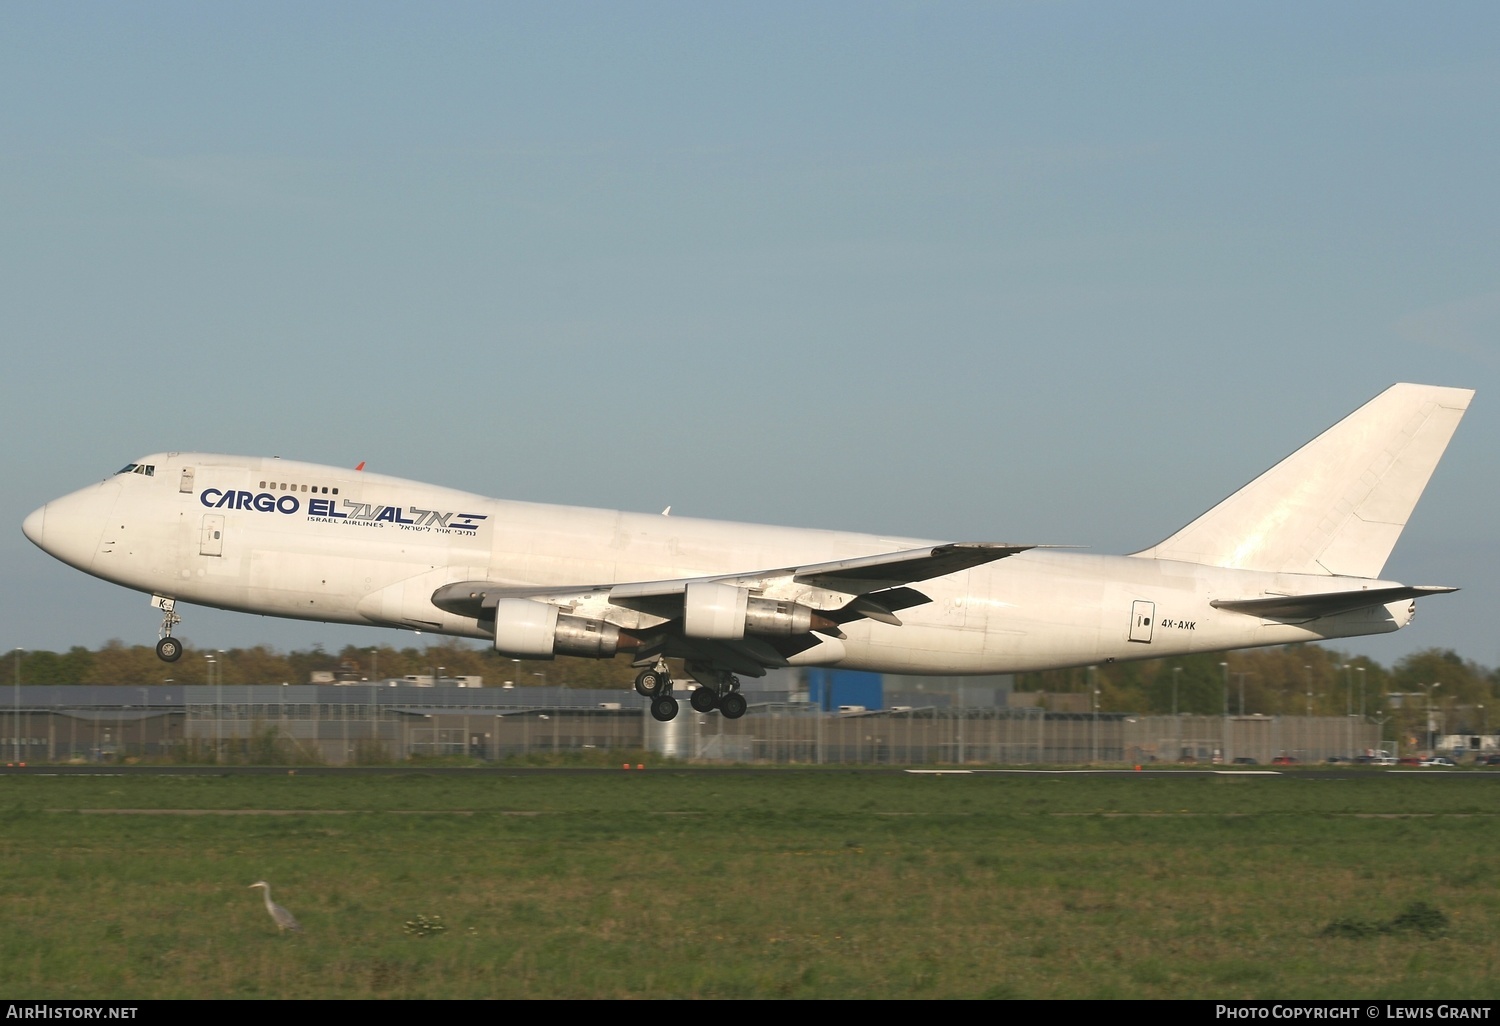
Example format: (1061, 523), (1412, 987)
(179, 467), (195, 493)
(1128, 600), (1155, 643)
(200, 514), (224, 557)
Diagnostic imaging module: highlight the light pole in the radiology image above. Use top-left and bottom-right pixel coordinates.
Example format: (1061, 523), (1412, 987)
(1220, 661), (1229, 763)
(1350, 660), (1362, 756)
(13, 648), (24, 763)
(1093, 687), (1101, 764)
(1171, 666), (1182, 761)
(206, 652), (217, 760)
(1237, 672), (1254, 716)
(1356, 666), (1366, 720)
(1422, 682), (1441, 753)
(218, 650), (227, 761)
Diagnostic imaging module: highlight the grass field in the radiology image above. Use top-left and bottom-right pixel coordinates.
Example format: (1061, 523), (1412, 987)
(2, 767), (1497, 999)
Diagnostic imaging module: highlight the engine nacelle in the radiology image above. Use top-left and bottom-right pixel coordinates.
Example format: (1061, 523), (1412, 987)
(744, 597), (818, 636)
(683, 582), (749, 639)
(682, 583), (833, 639)
(491, 598), (633, 659)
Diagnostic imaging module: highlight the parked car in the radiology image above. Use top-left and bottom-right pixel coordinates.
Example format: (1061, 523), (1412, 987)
(1271, 756), (1298, 766)
(1477, 754), (1500, 767)
(1420, 756), (1457, 768)
(1231, 757), (1259, 765)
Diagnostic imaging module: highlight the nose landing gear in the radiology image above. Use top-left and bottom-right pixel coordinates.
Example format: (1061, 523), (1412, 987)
(153, 596), (183, 663)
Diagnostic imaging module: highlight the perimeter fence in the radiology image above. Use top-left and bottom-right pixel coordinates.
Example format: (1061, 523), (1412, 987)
(3, 685), (1382, 766)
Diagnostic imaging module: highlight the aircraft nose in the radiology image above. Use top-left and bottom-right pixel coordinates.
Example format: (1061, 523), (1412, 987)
(24, 481), (117, 571)
(22, 504), (46, 547)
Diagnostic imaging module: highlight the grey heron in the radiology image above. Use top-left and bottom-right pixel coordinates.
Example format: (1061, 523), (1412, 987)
(249, 881), (302, 932)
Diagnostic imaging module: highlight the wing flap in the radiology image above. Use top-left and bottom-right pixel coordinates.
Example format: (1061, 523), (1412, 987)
(825, 586), (934, 627)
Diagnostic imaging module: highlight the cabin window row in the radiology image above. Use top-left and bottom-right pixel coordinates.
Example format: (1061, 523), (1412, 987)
(259, 481), (339, 495)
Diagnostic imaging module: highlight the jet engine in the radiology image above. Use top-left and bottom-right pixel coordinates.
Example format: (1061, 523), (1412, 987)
(490, 597), (637, 659)
(682, 581), (835, 639)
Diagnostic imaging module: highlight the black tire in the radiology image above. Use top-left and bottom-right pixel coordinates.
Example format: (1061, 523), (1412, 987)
(156, 637), (183, 663)
(689, 687), (718, 713)
(634, 669), (665, 698)
(720, 693), (747, 719)
(650, 696), (679, 722)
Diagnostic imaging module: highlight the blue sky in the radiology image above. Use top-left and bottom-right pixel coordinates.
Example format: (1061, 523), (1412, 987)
(3, 2), (1496, 670)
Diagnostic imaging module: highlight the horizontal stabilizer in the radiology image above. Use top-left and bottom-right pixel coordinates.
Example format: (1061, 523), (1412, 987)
(1210, 585), (1458, 621)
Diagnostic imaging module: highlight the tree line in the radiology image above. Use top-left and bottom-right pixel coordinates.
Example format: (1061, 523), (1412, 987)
(2, 640), (638, 691)
(6, 638), (1496, 735)
(1014, 644), (1498, 747)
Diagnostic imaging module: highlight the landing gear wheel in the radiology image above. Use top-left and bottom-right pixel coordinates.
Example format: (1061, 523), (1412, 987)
(156, 637), (183, 663)
(635, 669), (667, 698)
(650, 696), (680, 722)
(719, 692), (747, 719)
(689, 687), (718, 713)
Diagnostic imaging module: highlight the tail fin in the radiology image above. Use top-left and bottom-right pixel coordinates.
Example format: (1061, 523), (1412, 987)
(1133, 383), (1473, 577)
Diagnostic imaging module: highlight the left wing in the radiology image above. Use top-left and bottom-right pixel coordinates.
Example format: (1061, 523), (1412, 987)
(431, 542), (1035, 675)
(432, 542), (1032, 620)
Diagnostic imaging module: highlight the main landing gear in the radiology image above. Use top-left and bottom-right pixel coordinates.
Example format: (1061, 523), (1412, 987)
(691, 665), (747, 719)
(636, 661), (747, 722)
(635, 660), (679, 721)
(154, 596), (183, 663)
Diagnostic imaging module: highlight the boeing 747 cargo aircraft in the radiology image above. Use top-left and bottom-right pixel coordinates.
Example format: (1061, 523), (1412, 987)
(22, 383), (1473, 721)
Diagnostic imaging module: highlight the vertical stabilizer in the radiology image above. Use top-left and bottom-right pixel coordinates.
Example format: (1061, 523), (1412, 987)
(1132, 383), (1473, 577)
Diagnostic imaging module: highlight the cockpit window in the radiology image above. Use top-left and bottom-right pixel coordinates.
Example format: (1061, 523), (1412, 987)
(116, 463), (155, 476)
(117, 464), (138, 475)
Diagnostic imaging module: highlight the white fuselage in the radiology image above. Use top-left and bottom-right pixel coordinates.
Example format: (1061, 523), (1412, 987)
(24, 452), (1414, 674)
